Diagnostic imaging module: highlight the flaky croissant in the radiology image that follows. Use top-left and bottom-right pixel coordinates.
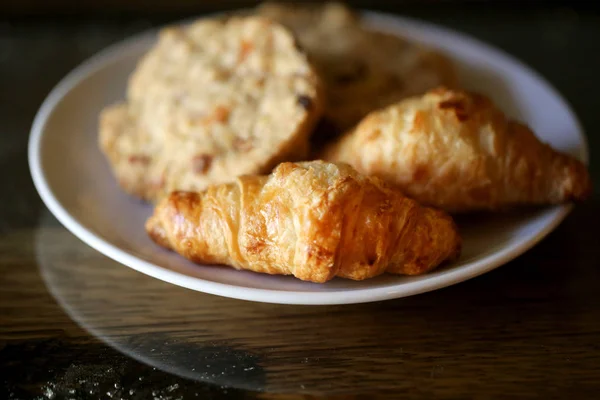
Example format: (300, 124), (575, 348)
(146, 161), (461, 283)
(322, 87), (592, 213)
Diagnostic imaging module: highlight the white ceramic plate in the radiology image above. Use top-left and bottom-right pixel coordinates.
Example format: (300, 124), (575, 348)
(29, 12), (588, 305)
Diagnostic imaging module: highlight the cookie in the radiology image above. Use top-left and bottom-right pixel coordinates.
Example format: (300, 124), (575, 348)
(258, 2), (457, 133)
(99, 16), (323, 202)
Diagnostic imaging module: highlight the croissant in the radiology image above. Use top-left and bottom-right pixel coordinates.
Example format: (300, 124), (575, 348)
(322, 87), (592, 213)
(146, 161), (461, 283)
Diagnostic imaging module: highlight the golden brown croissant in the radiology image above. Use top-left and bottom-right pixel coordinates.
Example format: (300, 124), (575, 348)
(146, 161), (461, 283)
(322, 87), (592, 213)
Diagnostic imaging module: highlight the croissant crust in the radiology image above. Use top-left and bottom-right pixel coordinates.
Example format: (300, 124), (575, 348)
(146, 161), (461, 283)
(323, 87), (592, 212)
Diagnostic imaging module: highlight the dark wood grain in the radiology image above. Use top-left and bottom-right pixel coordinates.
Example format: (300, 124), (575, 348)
(1, 3), (600, 399)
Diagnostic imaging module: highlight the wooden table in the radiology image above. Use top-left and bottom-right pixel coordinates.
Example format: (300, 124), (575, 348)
(1, 3), (599, 399)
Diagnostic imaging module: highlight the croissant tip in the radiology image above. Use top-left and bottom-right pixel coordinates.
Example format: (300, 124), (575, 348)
(561, 159), (593, 203)
(399, 207), (462, 276)
(444, 214), (462, 263)
(145, 214), (171, 249)
(570, 181), (593, 203)
(448, 223), (463, 262)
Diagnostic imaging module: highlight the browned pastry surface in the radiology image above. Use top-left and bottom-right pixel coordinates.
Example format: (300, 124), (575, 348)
(146, 161), (461, 283)
(323, 87), (592, 212)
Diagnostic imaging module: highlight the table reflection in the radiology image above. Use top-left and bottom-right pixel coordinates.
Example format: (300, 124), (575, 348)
(35, 205), (595, 395)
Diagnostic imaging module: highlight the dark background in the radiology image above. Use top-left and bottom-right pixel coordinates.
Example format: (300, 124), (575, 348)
(2, 0), (600, 17)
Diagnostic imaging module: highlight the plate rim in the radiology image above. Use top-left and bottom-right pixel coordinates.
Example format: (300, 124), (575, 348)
(29, 11), (585, 305)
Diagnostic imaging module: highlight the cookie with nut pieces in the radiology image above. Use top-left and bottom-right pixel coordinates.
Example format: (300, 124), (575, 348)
(99, 16), (323, 202)
(258, 1), (456, 133)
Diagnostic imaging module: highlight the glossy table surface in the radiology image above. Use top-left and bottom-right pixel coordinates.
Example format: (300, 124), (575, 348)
(1, 3), (599, 399)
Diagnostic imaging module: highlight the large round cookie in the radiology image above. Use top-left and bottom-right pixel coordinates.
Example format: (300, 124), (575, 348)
(99, 16), (323, 203)
(258, 2), (456, 133)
